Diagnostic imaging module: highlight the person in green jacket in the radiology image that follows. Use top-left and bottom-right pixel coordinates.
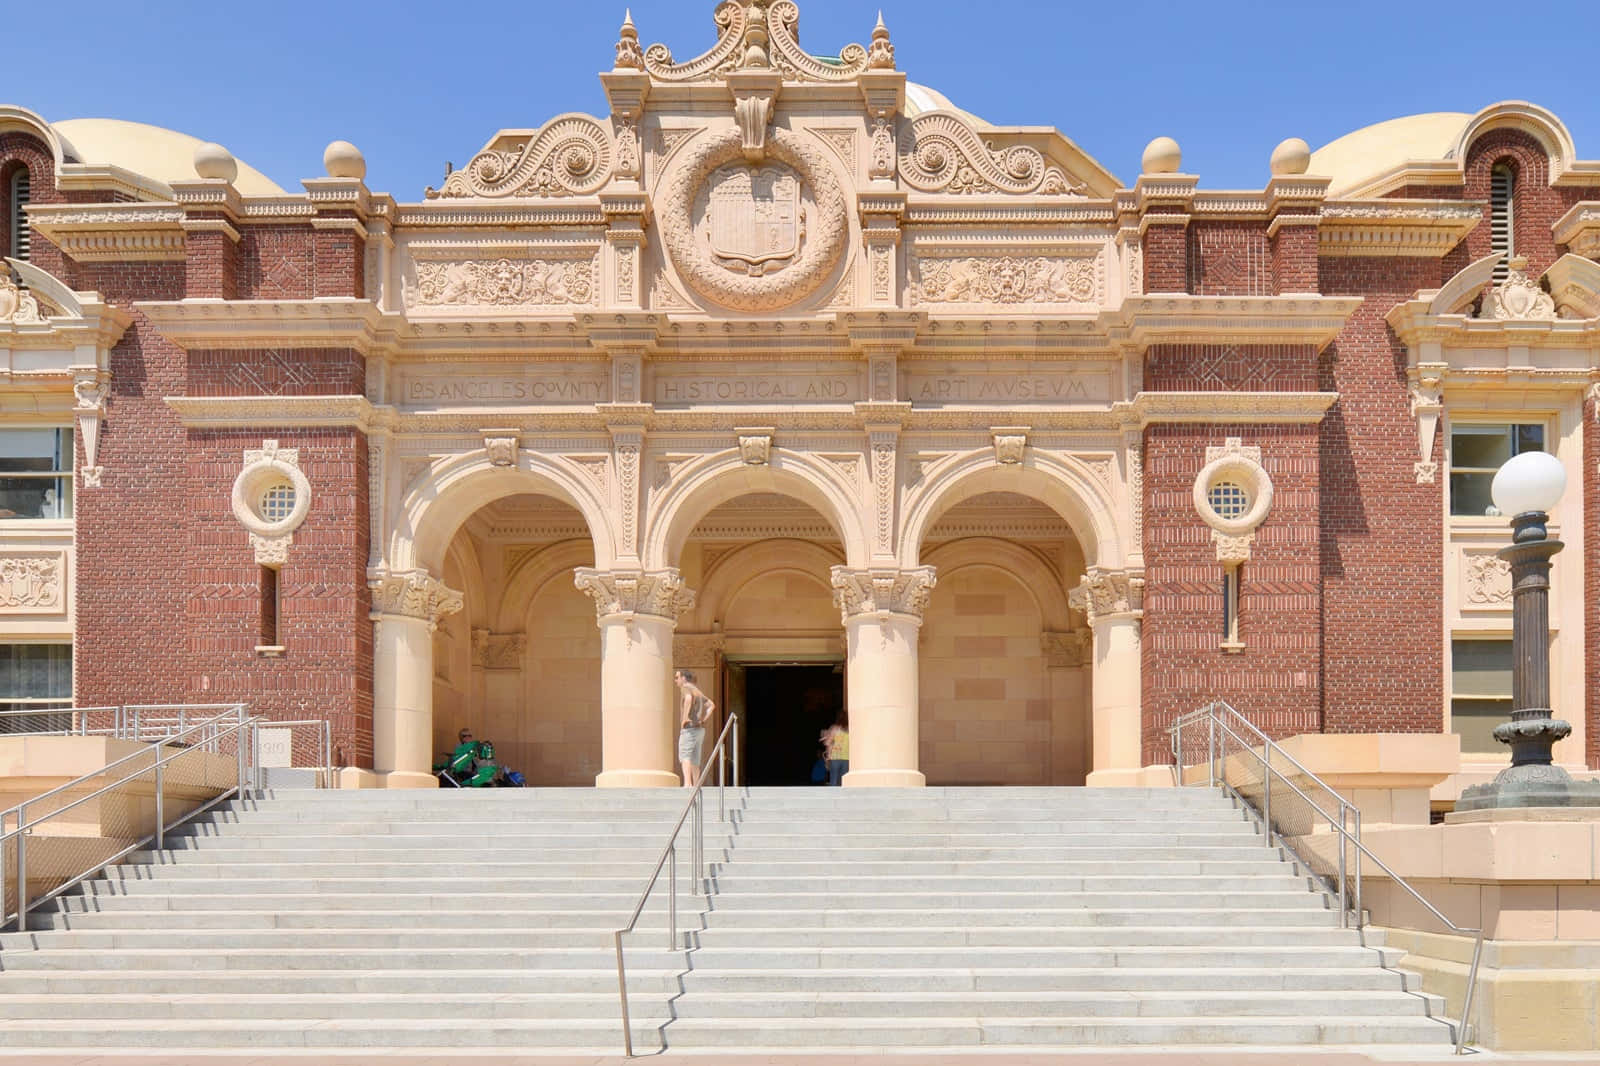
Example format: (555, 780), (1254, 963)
(446, 728), (502, 787)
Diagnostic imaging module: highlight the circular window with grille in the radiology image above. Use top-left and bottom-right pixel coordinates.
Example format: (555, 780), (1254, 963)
(1193, 452), (1273, 536)
(231, 453), (311, 538)
(260, 482), (297, 524)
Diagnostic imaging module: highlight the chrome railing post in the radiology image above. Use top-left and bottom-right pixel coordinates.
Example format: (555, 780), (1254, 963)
(14, 802), (26, 932)
(1262, 756), (1272, 846)
(734, 715), (740, 788)
(615, 929), (633, 1057)
(154, 763), (165, 851)
(1353, 808), (1363, 931)
(1337, 806), (1348, 930)
(1457, 930), (1485, 1054)
(667, 846), (677, 951)
(1207, 712), (1216, 787)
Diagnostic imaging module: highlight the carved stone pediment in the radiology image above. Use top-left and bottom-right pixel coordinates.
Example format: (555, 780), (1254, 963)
(640, 1), (880, 83)
(1480, 256), (1556, 320)
(426, 114), (613, 199)
(899, 112), (1085, 197)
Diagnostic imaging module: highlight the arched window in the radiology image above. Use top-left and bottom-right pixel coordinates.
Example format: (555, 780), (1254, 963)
(8, 168), (30, 262)
(1489, 162), (1514, 283)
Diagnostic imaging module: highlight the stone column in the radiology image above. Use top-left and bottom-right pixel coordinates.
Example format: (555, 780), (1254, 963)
(1071, 569), (1146, 787)
(369, 569), (464, 789)
(575, 568), (696, 789)
(831, 566), (937, 788)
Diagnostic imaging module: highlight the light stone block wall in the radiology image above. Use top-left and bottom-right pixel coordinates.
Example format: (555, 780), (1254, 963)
(919, 568), (1050, 785)
(722, 571), (840, 634)
(512, 577), (604, 786)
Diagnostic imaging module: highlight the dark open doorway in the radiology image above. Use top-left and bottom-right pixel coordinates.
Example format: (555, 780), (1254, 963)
(741, 664), (844, 786)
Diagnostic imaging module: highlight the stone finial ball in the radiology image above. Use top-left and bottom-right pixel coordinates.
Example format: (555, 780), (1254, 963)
(193, 142), (238, 183)
(323, 140), (367, 180)
(1270, 137), (1312, 176)
(1141, 136), (1182, 175)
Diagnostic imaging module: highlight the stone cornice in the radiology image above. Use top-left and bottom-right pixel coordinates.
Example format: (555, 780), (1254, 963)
(135, 298), (400, 354)
(27, 203), (187, 263)
(1387, 301), (1600, 350)
(1318, 200), (1481, 258)
(1108, 295), (1363, 350)
(164, 395), (387, 431)
(1553, 201), (1600, 258)
(1125, 391), (1338, 426)
(0, 259), (134, 352)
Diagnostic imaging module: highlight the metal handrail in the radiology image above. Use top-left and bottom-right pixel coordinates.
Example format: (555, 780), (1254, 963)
(612, 712), (739, 1058)
(1170, 700), (1484, 1055)
(1, 704), (256, 931)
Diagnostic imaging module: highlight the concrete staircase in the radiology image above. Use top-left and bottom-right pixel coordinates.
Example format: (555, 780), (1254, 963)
(0, 786), (1456, 1051)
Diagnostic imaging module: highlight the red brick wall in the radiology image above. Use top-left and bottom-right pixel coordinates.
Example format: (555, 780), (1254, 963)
(1141, 422), (1323, 762)
(187, 348), (366, 396)
(1140, 216), (1188, 293)
(1187, 221), (1273, 296)
(1317, 255), (1444, 733)
(1144, 344), (1319, 393)
(1271, 221), (1319, 294)
(185, 429), (373, 767)
(313, 222), (365, 299)
(237, 224), (316, 299)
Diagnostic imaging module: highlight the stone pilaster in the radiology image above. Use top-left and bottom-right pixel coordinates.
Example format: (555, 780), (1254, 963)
(1070, 568), (1146, 787)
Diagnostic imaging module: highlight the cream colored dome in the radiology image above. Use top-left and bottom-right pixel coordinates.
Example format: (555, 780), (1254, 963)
(1310, 112), (1470, 196)
(904, 82), (990, 129)
(53, 118), (286, 196)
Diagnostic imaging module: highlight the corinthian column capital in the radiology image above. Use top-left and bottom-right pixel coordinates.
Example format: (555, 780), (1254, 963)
(368, 568), (464, 630)
(1068, 567), (1145, 627)
(830, 565), (937, 624)
(574, 567), (697, 624)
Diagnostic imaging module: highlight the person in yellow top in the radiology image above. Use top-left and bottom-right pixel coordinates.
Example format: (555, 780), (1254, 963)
(821, 710), (849, 786)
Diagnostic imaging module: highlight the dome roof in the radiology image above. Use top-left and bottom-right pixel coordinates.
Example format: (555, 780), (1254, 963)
(904, 82), (990, 128)
(1309, 112), (1470, 196)
(52, 118), (286, 197)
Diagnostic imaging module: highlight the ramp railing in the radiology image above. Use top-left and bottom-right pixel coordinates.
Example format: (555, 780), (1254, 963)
(1170, 699), (1483, 1054)
(612, 711), (739, 1057)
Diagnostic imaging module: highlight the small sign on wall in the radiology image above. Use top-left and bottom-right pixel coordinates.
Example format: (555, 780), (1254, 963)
(257, 728), (294, 769)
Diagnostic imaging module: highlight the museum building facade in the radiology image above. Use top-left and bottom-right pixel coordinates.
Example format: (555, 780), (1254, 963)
(1, 2), (1598, 792)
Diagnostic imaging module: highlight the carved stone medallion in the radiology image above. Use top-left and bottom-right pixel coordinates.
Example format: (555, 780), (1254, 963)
(660, 127), (848, 312)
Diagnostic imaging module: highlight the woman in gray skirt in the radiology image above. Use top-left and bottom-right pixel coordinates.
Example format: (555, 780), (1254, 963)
(673, 669), (715, 787)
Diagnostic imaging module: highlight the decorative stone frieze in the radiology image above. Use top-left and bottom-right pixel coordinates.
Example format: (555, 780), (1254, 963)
(1068, 569), (1144, 626)
(674, 633), (726, 667)
(472, 631), (528, 669)
(0, 552), (65, 613)
(1040, 629), (1091, 669)
(908, 253), (1100, 306)
(830, 566), (938, 623)
(574, 567), (697, 623)
(404, 256), (598, 308)
(368, 568), (464, 629)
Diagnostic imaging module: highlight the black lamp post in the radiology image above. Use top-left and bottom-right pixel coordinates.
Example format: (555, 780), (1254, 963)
(1458, 450), (1600, 810)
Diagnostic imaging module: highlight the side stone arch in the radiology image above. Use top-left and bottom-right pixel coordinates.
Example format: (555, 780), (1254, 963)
(493, 540), (597, 633)
(391, 449), (616, 576)
(898, 449), (1128, 570)
(919, 538), (1074, 632)
(643, 448), (871, 570)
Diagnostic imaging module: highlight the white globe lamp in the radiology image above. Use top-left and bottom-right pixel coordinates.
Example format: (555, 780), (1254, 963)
(1490, 451), (1566, 517)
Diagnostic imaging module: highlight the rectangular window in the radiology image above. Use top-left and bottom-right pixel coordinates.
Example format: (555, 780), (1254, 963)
(1451, 638), (1512, 754)
(0, 428), (73, 520)
(0, 643), (71, 734)
(1449, 423), (1543, 517)
(259, 566), (280, 648)
(1221, 565), (1243, 651)
(9, 169), (29, 261)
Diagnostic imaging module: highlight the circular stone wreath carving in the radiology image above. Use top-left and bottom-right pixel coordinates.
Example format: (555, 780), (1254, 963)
(1192, 453), (1273, 536)
(659, 127), (849, 312)
(232, 458), (312, 538)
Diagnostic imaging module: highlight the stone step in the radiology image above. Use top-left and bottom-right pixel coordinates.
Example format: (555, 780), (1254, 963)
(0, 987), (1444, 1021)
(0, 1014), (1453, 1049)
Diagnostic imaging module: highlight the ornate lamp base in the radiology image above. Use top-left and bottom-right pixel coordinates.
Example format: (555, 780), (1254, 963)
(1457, 716), (1600, 810)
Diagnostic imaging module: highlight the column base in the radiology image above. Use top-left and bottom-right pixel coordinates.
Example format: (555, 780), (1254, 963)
(379, 768), (441, 784)
(595, 769), (682, 789)
(337, 768), (382, 790)
(1085, 765), (1174, 788)
(842, 769), (926, 788)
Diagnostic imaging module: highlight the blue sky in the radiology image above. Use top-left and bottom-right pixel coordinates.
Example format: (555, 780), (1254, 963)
(10, 0), (1595, 196)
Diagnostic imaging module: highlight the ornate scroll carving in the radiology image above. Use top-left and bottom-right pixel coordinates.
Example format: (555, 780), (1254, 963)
(830, 566), (937, 622)
(473, 631), (528, 669)
(908, 254), (1100, 306)
(659, 126), (847, 311)
(1480, 256), (1556, 320)
(899, 112), (1082, 196)
(427, 115), (613, 198)
(0, 553), (64, 612)
(1464, 553), (1512, 606)
(0, 272), (46, 325)
(573, 568), (696, 622)
(1068, 569), (1144, 627)
(643, 1), (747, 81)
(1040, 629), (1090, 669)
(404, 257), (598, 308)
(369, 569), (464, 629)
(764, 2), (869, 81)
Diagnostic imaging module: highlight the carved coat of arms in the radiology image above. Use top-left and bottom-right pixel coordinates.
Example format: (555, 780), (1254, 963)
(705, 165), (804, 277)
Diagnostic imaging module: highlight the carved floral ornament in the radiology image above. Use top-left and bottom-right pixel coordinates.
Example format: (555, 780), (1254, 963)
(659, 126), (848, 311)
(1464, 552), (1513, 607)
(639, 1), (889, 83)
(1479, 257), (1556, 320)
(231, 440), (312, 567)
(0, 271), (47, 325)
(829, 566), (937, 623)
(1192, 438), (1273, 564)
(0, 553), (64, 613)
(573, 567), (697, 624)
(910, 253), (1100, 307)
(1068, 570), (1144, 627)
(370, 569), (465, 628)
